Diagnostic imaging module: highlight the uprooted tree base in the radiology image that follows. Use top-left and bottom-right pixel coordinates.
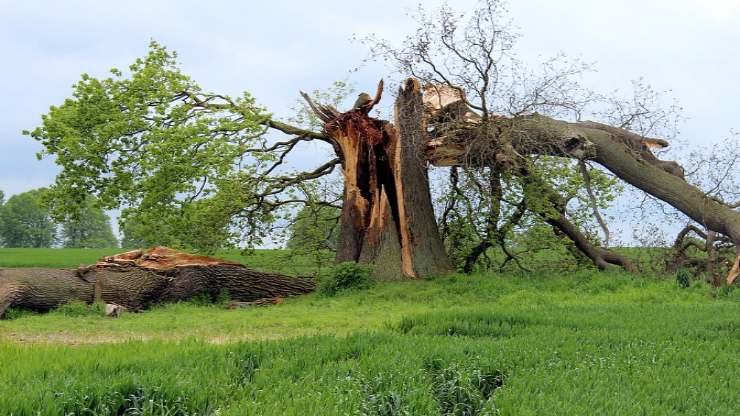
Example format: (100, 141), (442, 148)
(0, 246), (315, 318)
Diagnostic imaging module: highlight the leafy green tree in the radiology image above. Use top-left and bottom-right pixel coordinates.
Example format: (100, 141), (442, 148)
(0, 189), (56, 248)
(59, 198), (118, 248)
(0, 190), (4, 247)
(119, 220), (154, 249)
(27, 8), (732, 279)
(287, 205), (340, 251)
(26, 41), (351, 254)
(25, 41), (284, 252)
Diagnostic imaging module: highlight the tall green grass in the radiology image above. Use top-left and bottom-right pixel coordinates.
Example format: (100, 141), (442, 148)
(1, 267), (738, 414)
(1, 301), (737, 414)
(1, 250), (738, 414)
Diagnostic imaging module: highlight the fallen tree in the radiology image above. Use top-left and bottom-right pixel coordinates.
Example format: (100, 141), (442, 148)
(25, 1), (739, 283)
(304, 79), (738, 278)
(0, 247), (314, 318)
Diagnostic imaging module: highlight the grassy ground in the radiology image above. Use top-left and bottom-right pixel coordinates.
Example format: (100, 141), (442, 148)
(0, 249), (738, 415)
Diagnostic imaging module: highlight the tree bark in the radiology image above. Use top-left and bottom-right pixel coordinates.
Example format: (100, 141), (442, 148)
(0, 247), (314, 318)
(524, 175), (637, 272)
(666, 225), (708, 273)
(425, 102), (740, 248)
(544, 212), (637, 272)
(309, 80), (452, 279)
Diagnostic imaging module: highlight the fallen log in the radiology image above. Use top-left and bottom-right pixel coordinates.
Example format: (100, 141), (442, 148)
(0, 247), (315, 318)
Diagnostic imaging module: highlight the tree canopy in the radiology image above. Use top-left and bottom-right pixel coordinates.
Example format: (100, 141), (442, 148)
(287, 205), (340, 251)
(58, 198), (118, 248)
(0, 189), (56, 248)
(25, 42), (299, 251)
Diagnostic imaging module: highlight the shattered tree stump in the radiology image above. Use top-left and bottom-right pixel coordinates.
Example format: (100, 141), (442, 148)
(304, 79), (452, 280)
(0, 247), (314, 318)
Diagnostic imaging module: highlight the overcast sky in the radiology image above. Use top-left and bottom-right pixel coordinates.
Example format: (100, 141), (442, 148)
(1, 0), (738, 220)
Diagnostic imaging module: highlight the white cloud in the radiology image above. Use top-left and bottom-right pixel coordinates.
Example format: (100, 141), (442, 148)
(668, 0), (740, 27)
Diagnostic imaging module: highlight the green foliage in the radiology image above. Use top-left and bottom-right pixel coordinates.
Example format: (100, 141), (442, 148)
(287, 204), (340, 251)
(437, 158), (622, 273)
(1, 307), (38, 320)
(58, 197), (118, 248)
(51, 301), (105, 317)
(60, 385), (193, 416)
(0, 188), (56, 248)
(676, 268), (692, 288)
(424, 359), (503, 415)
(25, 41), (275, 251)
(119, 220), (152, 248)
(442, 211), (482, 272)
(316, 261), (373, 296)
(1, 252), (738, 414)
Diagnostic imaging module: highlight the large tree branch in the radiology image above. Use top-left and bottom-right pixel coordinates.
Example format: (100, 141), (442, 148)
(579, 160), (611, 247)
(426, 110), (740, 246)
(521, 173), (637, 272)
(182, 89), (332, 145)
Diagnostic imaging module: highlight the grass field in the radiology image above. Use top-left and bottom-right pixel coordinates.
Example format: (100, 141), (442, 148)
(0, 249), (738, 415)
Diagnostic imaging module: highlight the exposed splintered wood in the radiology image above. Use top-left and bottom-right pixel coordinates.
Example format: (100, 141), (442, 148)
(305, 77), (737, 280)
(0, 247), (314, 318)
(727, 255), (739, 285)
(309, 80), (452, 279)
(81, 246), (244, 274)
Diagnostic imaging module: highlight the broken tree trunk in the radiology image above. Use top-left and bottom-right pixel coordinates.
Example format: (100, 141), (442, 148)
(529, 176), (637, 272)
(422, 82), (740, 252)
(302, 78), (737, 279)
(0, 247), (314, 318)
(304, 79), (452, 279)
(427, 115), (740, 247)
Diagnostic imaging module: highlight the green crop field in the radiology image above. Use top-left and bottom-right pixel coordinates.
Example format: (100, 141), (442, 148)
(0, 249), (738, 415)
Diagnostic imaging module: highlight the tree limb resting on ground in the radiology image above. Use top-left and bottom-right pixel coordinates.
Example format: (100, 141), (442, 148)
(422, 85), (740, 249)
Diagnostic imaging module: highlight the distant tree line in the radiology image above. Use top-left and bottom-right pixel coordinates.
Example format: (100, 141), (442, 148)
(0, 187), (338, 251)
(0, 188), (118, 248)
